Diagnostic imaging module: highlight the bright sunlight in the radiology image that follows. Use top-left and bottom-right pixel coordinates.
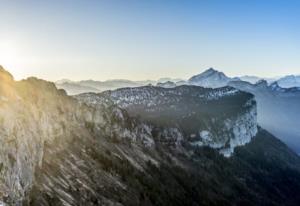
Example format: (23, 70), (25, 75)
(0, 40), (24, 79)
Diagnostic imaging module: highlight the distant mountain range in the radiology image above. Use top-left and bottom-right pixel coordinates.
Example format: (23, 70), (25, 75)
(56, 79), (154, 95)
(55, 78), (186, 95)
(56, 68), (300, 95)
(187, 68), (299, 88)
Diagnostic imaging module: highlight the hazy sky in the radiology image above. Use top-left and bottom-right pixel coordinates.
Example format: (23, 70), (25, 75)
(0, 0), (299, 81)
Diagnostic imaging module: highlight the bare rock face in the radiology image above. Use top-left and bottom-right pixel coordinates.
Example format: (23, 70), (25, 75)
(0, 69), (161, 204)
(0, 73), (79, 204)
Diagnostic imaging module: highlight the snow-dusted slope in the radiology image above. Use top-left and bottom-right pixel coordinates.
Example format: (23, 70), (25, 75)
(77, 85), (258, 157)
(188, 68), (235, 88)
(276, 75), (300, 88)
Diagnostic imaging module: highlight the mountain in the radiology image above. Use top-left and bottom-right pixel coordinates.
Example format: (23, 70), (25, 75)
(55, 79), (155, 95)
(157, 77), (184, 83)
(2, 66), (300, 205)
(56, 69), (300, 96)
(238, 75), (262, 84)
(55, 79), (73, 84)
(156, 81), (177, 88)
(228, 80), (300, 153)
(188, 68), (238, 88)
(79, 79), (143, 90)
(239, 75), (277, 84)
(55, 82), (100, 95)
(276, 75), (300, 88)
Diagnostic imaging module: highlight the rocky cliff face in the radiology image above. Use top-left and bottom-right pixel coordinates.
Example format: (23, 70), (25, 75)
(0, 72), (83, 204)
(0, 74), (165, 204)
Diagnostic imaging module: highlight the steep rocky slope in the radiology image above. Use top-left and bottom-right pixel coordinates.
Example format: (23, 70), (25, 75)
(28, 127), (300, 206)
(0, 67), (157, 205)
(1, 67), (300, 205)
(0, 67), (83, 203)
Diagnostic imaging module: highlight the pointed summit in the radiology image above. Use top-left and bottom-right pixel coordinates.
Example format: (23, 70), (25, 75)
(188, 68), (231, 88)
(201, 67), (218, 74)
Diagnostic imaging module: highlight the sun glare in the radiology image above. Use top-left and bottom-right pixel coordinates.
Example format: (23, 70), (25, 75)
(0, 40), (23, 79)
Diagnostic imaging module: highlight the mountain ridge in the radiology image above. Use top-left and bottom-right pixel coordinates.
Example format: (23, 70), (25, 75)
(55, 68), (300, 95)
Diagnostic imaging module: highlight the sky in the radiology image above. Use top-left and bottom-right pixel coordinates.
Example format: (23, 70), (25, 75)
(0, 0), (299, 81)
